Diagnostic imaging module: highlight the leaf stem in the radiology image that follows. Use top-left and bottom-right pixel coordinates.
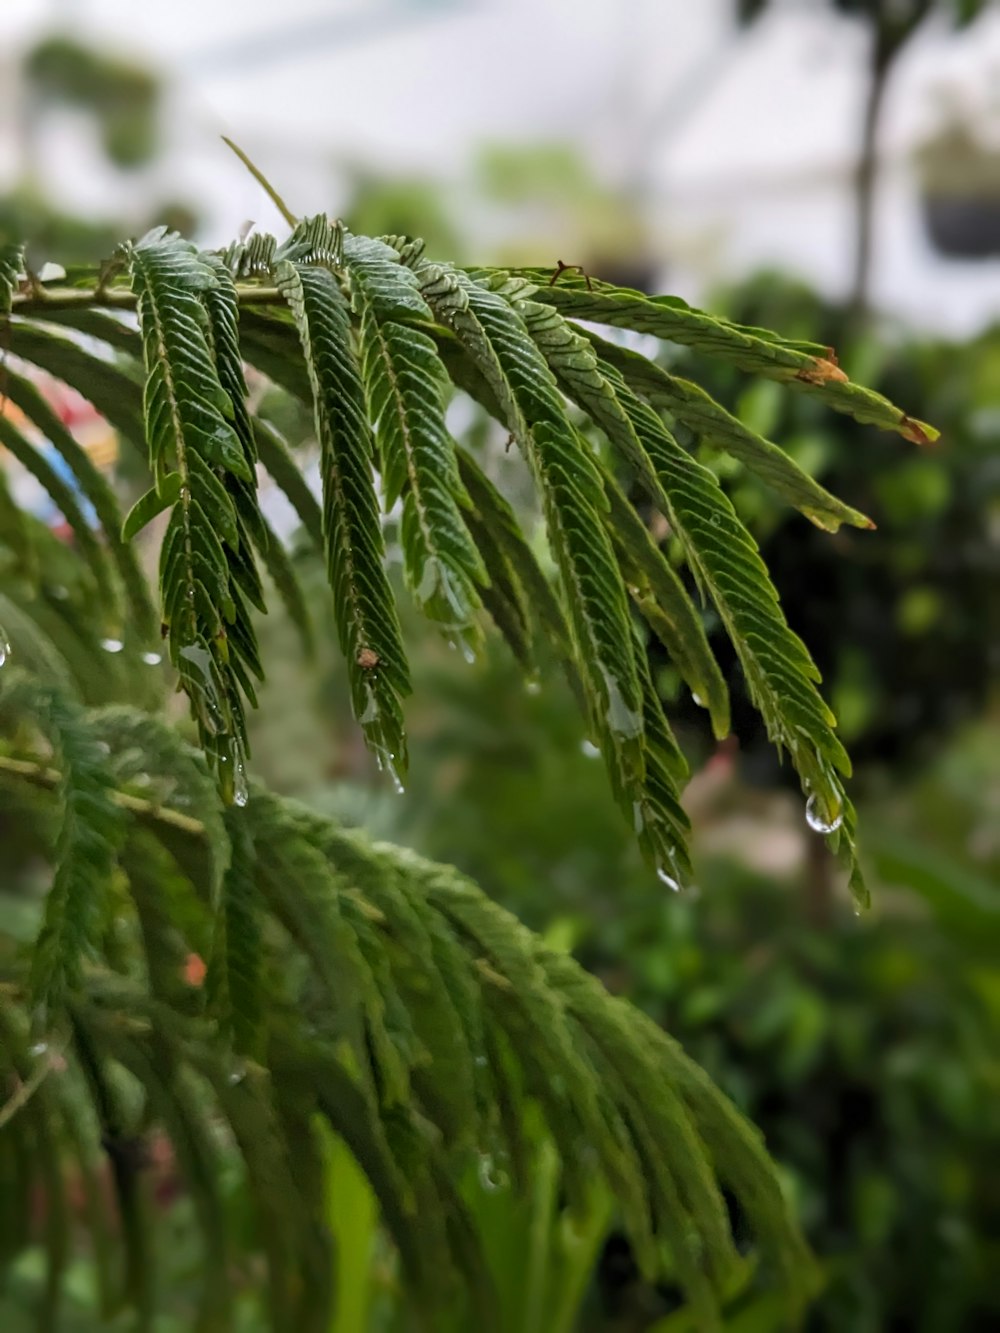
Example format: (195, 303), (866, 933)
(0, 753), (206, 837)
(10, 285), (284, 315)
(221, 136), (299, 228)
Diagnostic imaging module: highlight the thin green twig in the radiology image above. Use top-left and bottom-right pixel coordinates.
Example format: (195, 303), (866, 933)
(221, 136), (299, 228)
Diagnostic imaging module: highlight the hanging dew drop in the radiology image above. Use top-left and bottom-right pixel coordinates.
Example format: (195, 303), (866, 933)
(601, 667), (642, 740)
(525, 679), (541, 696)
(0, 636), (9, 669)
(29, 1041), (48, 1057)
(375, 749), (405, 794)
(580, 739), (600, 759)
(101, 637), (124, 654)
(656, 866), (682, 893)
(805, 794), (843, 834)
(232, 757), (249, 808)
(228, 1064), (247, 1086)
(691, 692), (704, 707)
(141, 651), (162, 666)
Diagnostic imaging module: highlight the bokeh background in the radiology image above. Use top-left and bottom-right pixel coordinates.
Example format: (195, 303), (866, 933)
(1, 1), (998, 1329)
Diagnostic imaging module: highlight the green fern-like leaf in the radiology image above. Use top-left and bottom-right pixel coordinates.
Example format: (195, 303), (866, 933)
(1, 223), (929, 897)
(0, 675), (126, 1016)
(274, 228), (411, 775)
(127, 228), (263, 799)
(0, 697), (819, 1325)
(344, 233), (487, 640)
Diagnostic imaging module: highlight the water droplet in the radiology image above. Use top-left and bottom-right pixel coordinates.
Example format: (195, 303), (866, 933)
(601, 667), (642, 740)
(179, 642), (212, 673)
(477, 1153), (508, 1193)
(474, 1055), (487, 1068)
(95, 741), (111, 756)
(29, 1041), (48, 1057)
(359, 688), (380, 725)
(0, 636), (8, 669)
(228, 1064), (246, 1085)
(460, 642), (476, 665)
(232, 756), (249, 807)
(656, 866), (682, 893)
(580, 739), (600, 759)
(710, 514), (722, 527)
(375, 749), (405, 794)
(691, 692), (704, 707)
(141, 651), (162, 666)
(525, 680), (541, 696)
(805, 794), (843, 834)
(101, 637), (124, 654)
(51, 585), (69, 601)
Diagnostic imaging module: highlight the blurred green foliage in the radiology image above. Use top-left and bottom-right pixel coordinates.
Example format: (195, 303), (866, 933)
(4, 33), (199, 267)
(25, 36), (160, 169)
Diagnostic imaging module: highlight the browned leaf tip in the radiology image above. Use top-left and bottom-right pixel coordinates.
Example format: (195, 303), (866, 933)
(357, 648), (380, 670)
(899, 415), (939, 447)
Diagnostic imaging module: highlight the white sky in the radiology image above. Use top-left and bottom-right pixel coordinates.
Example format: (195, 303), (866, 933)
(3, 0), (1000, 331)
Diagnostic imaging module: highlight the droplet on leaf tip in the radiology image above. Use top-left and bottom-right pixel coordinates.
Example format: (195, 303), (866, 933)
(101, 637), (124, 654)
(656, 866), (682, 893)
(232, 757), (249, 807)
(805, 793), (843, 834)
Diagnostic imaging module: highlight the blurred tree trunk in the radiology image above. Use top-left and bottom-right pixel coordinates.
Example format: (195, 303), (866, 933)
(850, 45), (892, 314)
(850, 4), (929, 314)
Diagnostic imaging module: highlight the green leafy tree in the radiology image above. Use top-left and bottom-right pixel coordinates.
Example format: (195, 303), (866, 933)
(0, 175), (933, 1329)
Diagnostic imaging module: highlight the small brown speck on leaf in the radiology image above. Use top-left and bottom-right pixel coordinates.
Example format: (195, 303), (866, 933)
(357, 648), (380, 670)
(796, 357), (848, 386)
(182, 953), (207, 987)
